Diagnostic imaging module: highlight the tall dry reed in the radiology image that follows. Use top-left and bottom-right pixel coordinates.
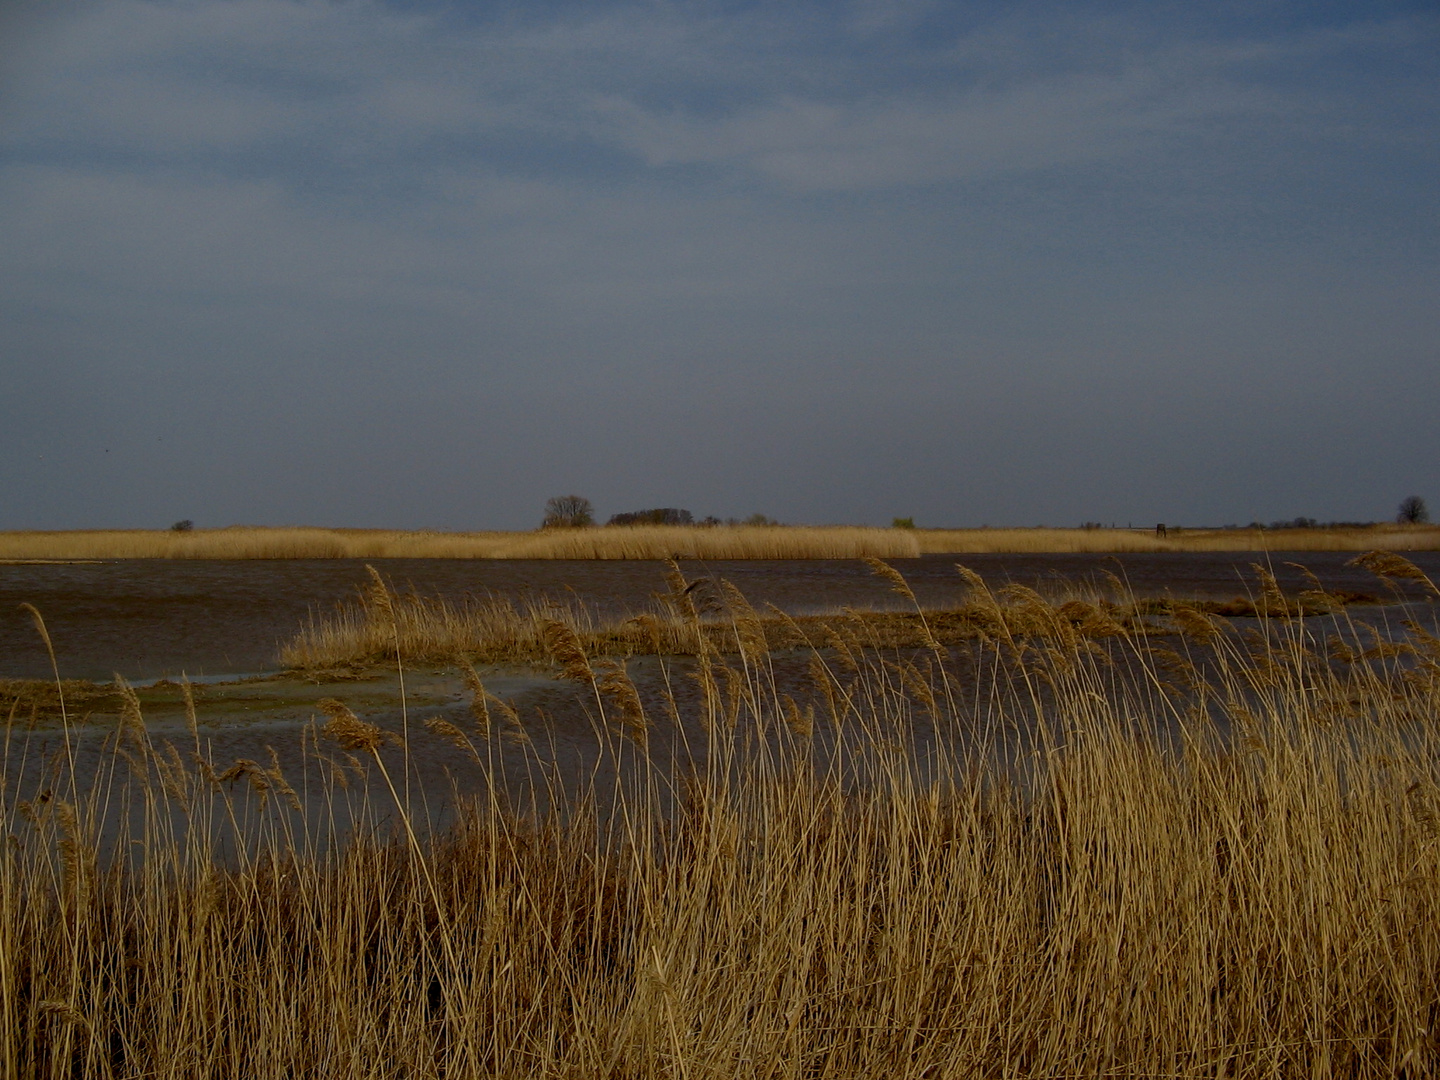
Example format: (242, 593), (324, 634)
(3, 559), (1440, 1076)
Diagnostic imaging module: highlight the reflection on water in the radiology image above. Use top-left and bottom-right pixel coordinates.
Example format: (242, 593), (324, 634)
(0, 551), (1435, 681)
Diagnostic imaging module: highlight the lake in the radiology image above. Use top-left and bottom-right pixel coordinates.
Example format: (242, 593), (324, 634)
(1, 550), (1435, 682)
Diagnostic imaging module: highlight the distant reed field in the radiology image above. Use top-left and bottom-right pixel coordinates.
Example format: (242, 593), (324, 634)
(490, 524), (922, 560)
(916, 524), (1440, 553)
(5, 556), (1440, 1076)
(0, 527), (511, 561)
(1, 523), (1435, 561)
(0, 525), (919, 561)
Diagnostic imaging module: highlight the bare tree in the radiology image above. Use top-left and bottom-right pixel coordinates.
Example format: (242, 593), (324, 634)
(542, 495), (594, 529)
(1397, 496), (1429, 524)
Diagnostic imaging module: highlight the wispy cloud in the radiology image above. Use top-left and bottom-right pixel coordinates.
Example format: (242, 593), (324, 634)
(1, 1), (1436, 528)
(590, 74), (1240, 190)
(11, 1), (1429, 190)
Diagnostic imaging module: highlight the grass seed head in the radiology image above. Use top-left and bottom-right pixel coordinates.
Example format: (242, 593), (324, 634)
(425, 716), (481, 763)
(543, 620), (595, 684)
(317, 698), (387, 754)
(1170, 604), (1223, 645)
(1350, 550), (1439, 595)
(865, 557), (917, 603)
(455, 658), (492, 737)
(596, 659), (650, 748)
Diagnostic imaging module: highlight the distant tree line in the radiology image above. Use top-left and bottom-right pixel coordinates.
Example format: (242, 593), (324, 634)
(1249, 498), (1429, 529)
(1249, 518), (1382, 529)
(607, 508), (694, 526)
(541, 496), (781, 529)
(539, 495), (1428, 532)
(605, 508), (780, 527)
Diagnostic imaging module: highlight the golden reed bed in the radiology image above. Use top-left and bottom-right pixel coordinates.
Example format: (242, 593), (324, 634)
(5, 558), (1440, 1076)
(0, 523), (1436, 560)
(275, 555), (1385, 672)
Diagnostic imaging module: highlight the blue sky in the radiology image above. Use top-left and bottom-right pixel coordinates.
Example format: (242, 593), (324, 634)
(1, 0), (1436, 529)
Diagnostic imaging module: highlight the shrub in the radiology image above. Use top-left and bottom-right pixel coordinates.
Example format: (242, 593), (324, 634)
(170, 520), (195, 532)
(1398, 495), (1429, 524)
(891, 517), (915, 529)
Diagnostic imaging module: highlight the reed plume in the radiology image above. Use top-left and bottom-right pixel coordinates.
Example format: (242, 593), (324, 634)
(317, 698), (387, 754)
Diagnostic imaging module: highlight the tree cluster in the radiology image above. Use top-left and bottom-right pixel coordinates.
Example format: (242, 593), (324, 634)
(541, 495), (594, 529)
(541, 496), (779, 529)
(607, 507), (694, 527)
(1398, 496), (1429, 524)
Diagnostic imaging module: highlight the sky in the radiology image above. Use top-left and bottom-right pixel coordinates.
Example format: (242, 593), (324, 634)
(1, 0), (1436, 531)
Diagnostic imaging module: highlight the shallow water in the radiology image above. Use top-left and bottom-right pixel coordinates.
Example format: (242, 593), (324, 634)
(1, 649), (974, 855)
(4, 590), (1434, 853)
(0, 551), (1435, 681)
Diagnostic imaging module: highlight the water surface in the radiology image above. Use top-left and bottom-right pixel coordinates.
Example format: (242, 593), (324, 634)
(1, 551), (1434, 681)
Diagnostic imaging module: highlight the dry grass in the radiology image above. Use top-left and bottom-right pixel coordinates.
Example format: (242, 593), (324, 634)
(917, 524), (1440, 553)
(0, 525), (919, 561)
(5, 560), (1440, 1076)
